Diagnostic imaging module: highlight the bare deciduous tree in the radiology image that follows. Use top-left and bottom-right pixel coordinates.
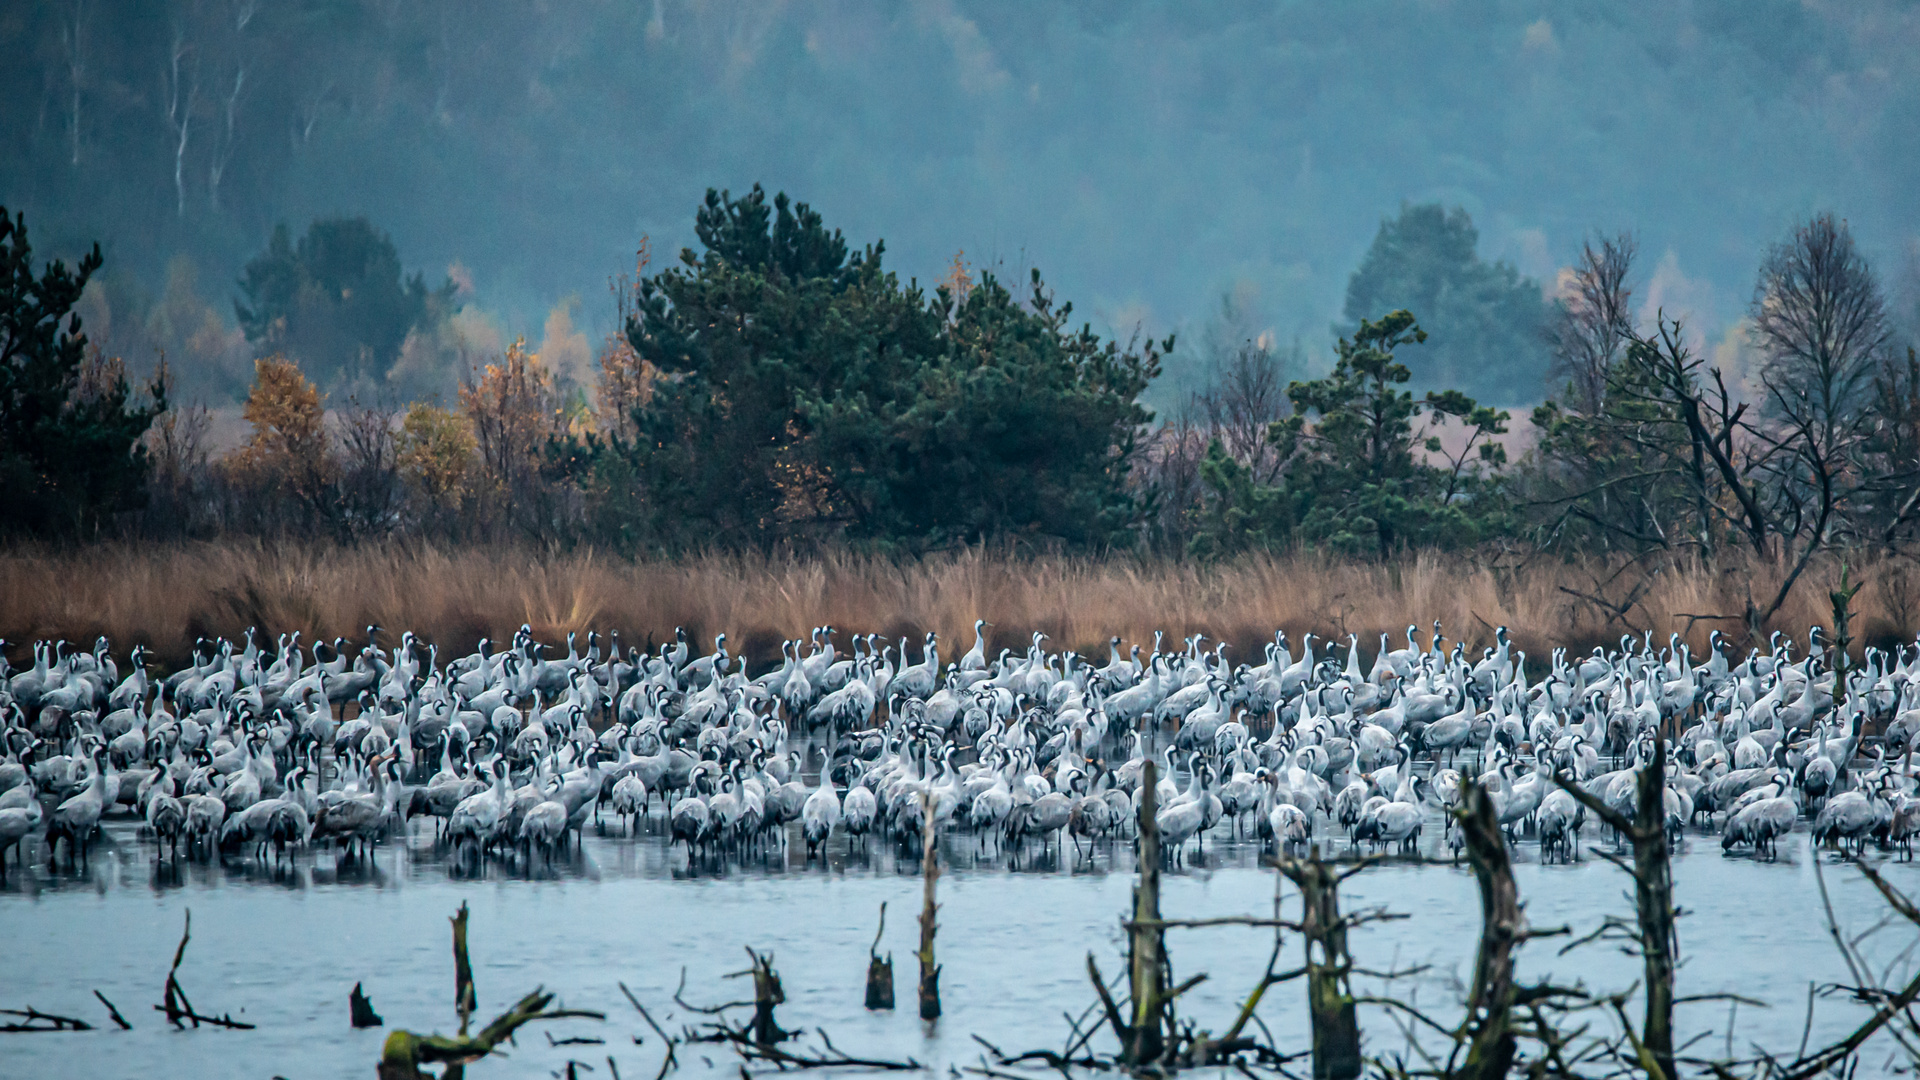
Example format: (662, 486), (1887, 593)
(1193, 338), (1296, 484)
(1869, 348), (1920, 543)
(334, 397), (400, 539)
(595, 240), (653, 443)
(1747, 216), (1892, 615)
(1752, 214), (1890, 455)
(1547, 232), (1636, 413)
(1136, 413), (1210, 554)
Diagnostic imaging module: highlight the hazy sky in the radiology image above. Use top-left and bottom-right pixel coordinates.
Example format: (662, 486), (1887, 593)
(4, 0), (1917, 392)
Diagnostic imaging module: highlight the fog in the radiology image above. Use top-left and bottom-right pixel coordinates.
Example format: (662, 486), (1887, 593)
(4, 0), (1917, 403)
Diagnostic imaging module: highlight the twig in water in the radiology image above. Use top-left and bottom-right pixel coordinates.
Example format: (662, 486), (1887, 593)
(617, 982), (679, 1080)
(672, 967), (753, 1014)
(92, 990), (130, 1030)
(549, 1031), (607, 1046)
(706, 1020), (922, 1070)
(0, 1006), (94, 1032)
(153, 910), (254, 1030)
(971, 1032), (1103, 1070)
(380, 906), (604, 1080)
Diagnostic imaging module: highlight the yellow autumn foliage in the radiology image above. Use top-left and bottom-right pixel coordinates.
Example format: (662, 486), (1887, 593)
(458, 338), (567, 503)
(397, 403), (476, 504)
(236, 355), (329, 495)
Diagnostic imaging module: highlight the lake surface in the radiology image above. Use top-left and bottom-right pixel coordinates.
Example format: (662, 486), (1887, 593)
(3, 815), (1917, 1079)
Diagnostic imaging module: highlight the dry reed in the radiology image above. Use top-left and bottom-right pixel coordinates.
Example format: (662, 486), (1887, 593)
(1, 541), (1913, 673)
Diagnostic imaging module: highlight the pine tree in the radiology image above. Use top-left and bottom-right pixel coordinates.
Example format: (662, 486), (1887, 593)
(572, 184), (1165, 551)
(0, 208), (165, 535)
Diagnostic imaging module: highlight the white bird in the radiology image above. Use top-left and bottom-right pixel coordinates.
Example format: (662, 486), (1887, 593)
(520, 798), (569, 856)
(1267, 801), (1310, 850)
(448, 761), (510, 851)
(46, 751), (107, 867)
(610, 773), (648, 836)
(800, 773), (841, 857)
(0, 800), (43, 879)
(1154, 795), (1206, 863)
(1724, 796), (1797, 858)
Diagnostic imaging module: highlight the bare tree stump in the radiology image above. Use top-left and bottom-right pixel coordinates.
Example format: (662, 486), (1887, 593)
(1554, 738), (1676, 1078)
(1631, 740), (1677, 1078)
(451, 902), (476, 1036)
(1126, 758), (1169, 1064)
(746, 949), (786, 1046)
(865, 903), (895, 1011)
(1456, 781), (1520, 1080)
(916, 791), (942, 1020)
(351, 981), (384, 1028)
(1276, 847), (1360, 1080)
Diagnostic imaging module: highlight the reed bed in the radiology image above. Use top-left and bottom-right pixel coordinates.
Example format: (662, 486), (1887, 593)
(1, 541), (1914, 672)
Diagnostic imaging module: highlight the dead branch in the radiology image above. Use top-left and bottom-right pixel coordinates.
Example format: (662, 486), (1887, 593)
(451, 901), (476, 1036)
(971, 1033), (1104, 1071)
(92, 990), (130, 1030)
(380, 988), (604, 1080)
(671, 966), (752, 1014)
(0, 1006), (94, 1032)
(1453, 779), (1523, 1080)
(617, 982), (678, 1080)
(866, 901), (895, 1010)
(154, 909), (254, 1030)
(702, 1020), (921, 1070)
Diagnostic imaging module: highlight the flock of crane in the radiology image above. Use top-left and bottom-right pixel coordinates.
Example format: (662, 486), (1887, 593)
(1, 616), (1915, 880)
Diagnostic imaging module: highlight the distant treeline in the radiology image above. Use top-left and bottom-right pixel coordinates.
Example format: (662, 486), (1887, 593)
(3, 190), (1918, 635)
(7, 1), (1914, 399)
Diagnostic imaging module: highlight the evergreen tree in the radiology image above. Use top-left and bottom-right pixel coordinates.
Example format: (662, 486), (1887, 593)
(1342, 204), (1549, 406)
(0, 209), (165, 535)
(807, 269), (1163, 547)
(1187, 310), (1509, 559)
(570, 184), (1164, 551)
(1185, 437), (1294, 559)
(236, 217), (454, 392)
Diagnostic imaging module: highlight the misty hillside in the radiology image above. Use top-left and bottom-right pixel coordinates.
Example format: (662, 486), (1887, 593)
(4, 0), (1917, 405)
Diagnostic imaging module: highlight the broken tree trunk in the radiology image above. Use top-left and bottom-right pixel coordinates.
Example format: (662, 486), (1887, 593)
(1554, 737), (1676, 1078)
(917, 790), (942, 1020)
(351, 982), (385, 1028)
(1276, 847), (1360, 1080)
(1456, 780), (1521, 1080)
(865, 903), (895, 1010)
(452, 902), (476, 1037)
(1832, 565), (1860, 721)
(746, 949), (786, 1046)
(1127, 758), (1170, 1064)
(379, 989), (602, 1080)
(1631, 740), (1677, 1079)
(380, 904), (603, 1080)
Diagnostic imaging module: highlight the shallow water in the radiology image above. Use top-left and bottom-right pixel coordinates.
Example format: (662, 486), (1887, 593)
(3, 815), (1918, 1079)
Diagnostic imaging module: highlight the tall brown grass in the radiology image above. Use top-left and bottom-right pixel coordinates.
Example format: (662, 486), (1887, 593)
(2, 541), (1914, 673)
